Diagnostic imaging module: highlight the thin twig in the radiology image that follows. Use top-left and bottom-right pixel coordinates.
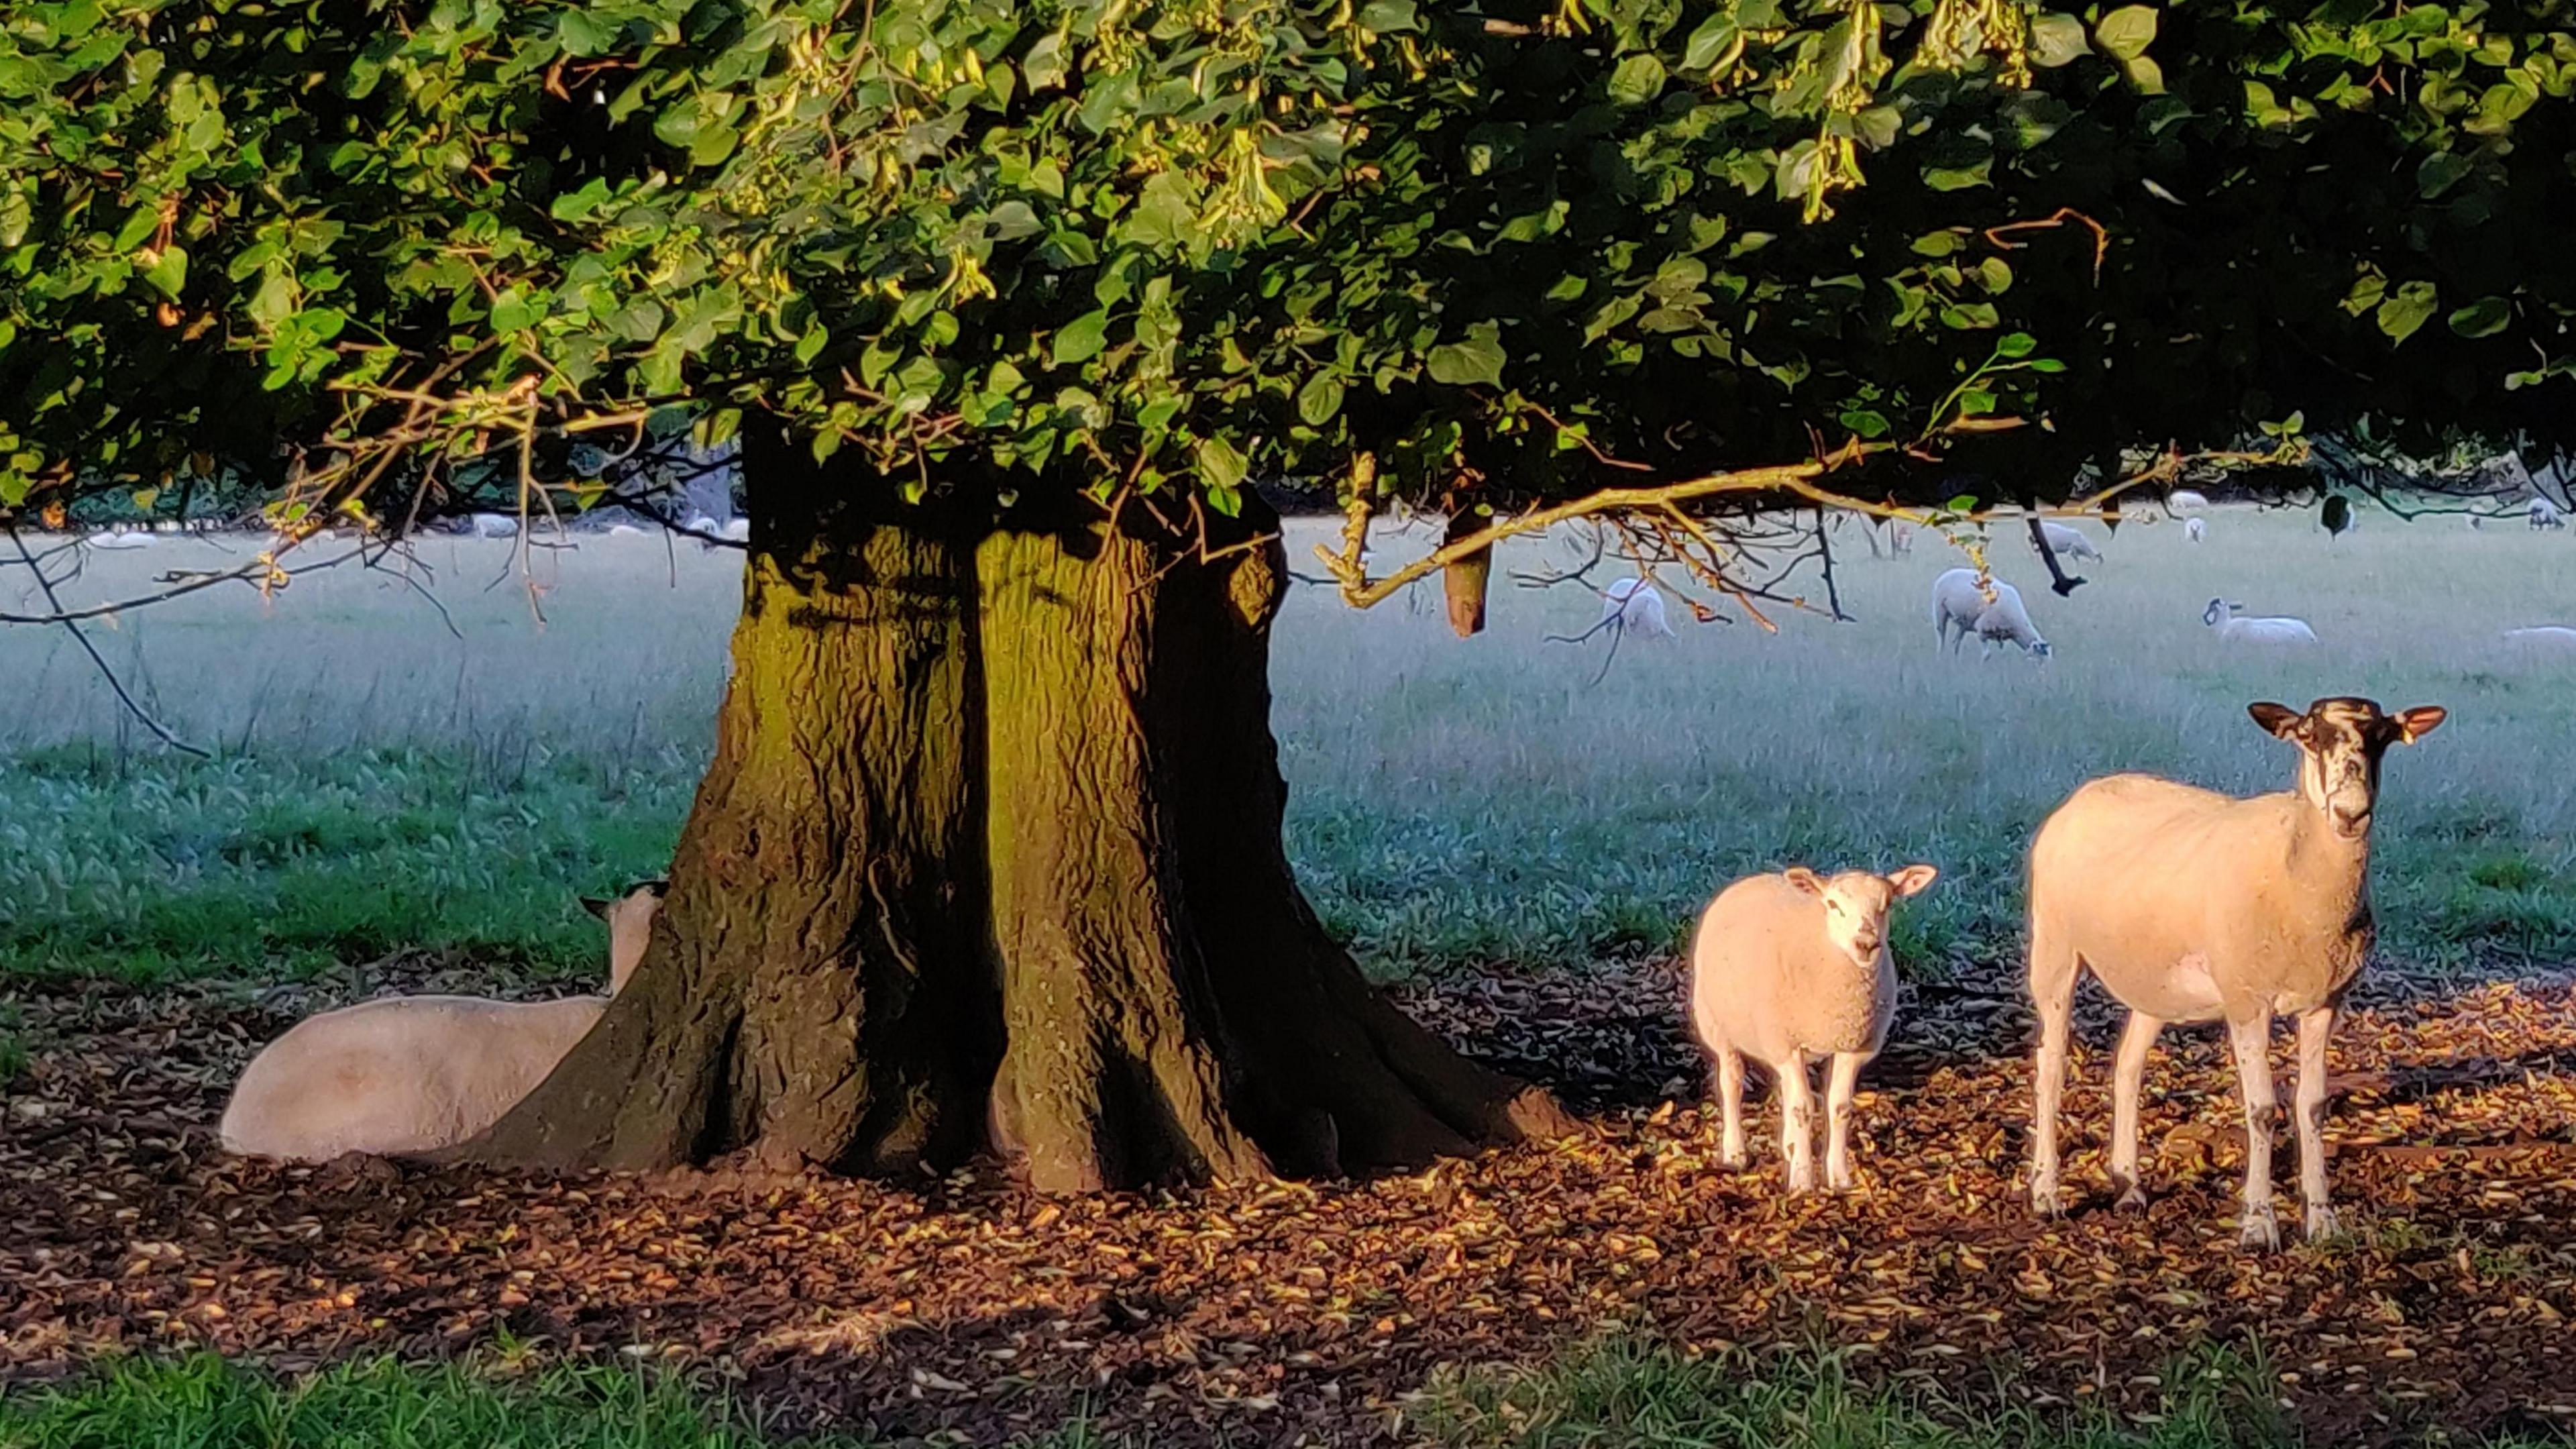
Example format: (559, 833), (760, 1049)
(7, 527), (211, 757)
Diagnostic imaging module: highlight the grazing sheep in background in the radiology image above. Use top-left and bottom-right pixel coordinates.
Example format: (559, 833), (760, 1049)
(465, 513), (519, 539)
(219, 881), (666, 1162)
(1597, 577), (1676, 639)
(1931, 568), (2050, 659)
(2167, 490), (2210, 513)
(86, 528), (152, 550)
(606, 523), (646, 538)
(1689, 864), (1940, 1192)
(2203, 598), (2316, 645)
(2033, 520), (2104, 564)
(2026, 698), (2446, 1248)
(2186, 517), (2208, 543)
(2504, 625), (2576, 647)
(2532, 497), (2567, 531)
(716, 517), (751, 543)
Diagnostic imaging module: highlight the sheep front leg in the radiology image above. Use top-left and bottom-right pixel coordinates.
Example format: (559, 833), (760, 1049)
(2226, 1013), (2281, 1250)
(1824, 1051), (1866, 1191)
(2027, 959), (2076, 1216)
(1778, 1054), (1818, 1194)
(2109, 1011), (2163, 1210)
(2294, 1005), (2341, 1242)
(1715, 1046), (1747, 1168)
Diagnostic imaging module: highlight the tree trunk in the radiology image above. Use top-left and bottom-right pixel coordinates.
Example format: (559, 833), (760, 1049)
(462, 437), (1572, 1189)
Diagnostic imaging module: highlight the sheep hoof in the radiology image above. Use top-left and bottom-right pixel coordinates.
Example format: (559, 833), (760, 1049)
(1826, 1172), (1856, 1193)
(2115, 1185), (2149, 1212)
(2029, 1181), (2063, 1218)
(2304, 1204), (2343, 1242)
(2238, 1205), (2282, 1252)
(1719, 1148), (1747, 1170)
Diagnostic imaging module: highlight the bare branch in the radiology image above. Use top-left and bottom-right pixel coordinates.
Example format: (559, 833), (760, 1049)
(7, 527), (211, 757)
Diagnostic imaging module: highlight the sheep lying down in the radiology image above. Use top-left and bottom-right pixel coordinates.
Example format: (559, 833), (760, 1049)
(1688, 863), (1939, 1193)
(219, 881), (665, 1161)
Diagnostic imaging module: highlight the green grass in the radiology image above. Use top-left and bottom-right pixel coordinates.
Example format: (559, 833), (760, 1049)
(1412, 1334), (2563, 1449)
(0, 1354), (1118, 1449)
(3, 509), (2575, 985)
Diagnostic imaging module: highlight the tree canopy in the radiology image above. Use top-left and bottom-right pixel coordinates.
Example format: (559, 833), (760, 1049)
(7, 0), (2576, 543)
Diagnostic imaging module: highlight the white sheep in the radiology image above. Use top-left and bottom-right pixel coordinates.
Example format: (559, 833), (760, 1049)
(2185, 517), (2207, 543)
(2027, 698), (2445, 1248)
(1689, 864), (1940, 1192)
(2504, 625), (2576, 647)
(219, 881), (665, 1162)
(1931, 568), (2050, 659)
(2167, 490), (2210, 513)
(465, 512), (519, 538)
(2532, 497), (2566, 531)
(1597, 577), (1676, 639)
(605, 523), (646, 538)
(2032, 520), (2103, 564)
(2202, 598), (2316, 644)
(86, 528), (153, 550)
(716, 516), (751, 543)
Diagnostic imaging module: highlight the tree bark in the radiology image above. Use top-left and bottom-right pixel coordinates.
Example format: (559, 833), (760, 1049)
(460, 437), (1572, 1190)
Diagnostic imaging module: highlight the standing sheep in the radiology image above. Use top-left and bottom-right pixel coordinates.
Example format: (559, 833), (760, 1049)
(2025, 698), (2447, 1248)
(2532, 497), (2567, 531)
(2032, 520), (2104, 564)
(1931, 568), (2051, 658)
(2185, 517), (2208, 543)
(1688, 865), (1940, 1192)
(219, 881), (666, 1161)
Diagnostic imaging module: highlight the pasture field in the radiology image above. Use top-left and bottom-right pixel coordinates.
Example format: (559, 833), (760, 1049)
(7, 504), (2576, 1449)
(3, 504), (2571, 985)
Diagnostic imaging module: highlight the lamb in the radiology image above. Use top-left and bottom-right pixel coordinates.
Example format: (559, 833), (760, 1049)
(2202, 598), (2316, 644)
(2167, 490), (2210, 513)
(464, 512), (519, 538)
(1931, 568), (2050, 658)
(2504, 625), (2576, 647)
(2532, 497), (2567, 531)
(2033, 520), (2103, 564)
(1688, 864), (1940, 1192)
(2185, 517), (2207, 543)
(219, 880), (666, 1162)
(2026, 697), (2447, 1248)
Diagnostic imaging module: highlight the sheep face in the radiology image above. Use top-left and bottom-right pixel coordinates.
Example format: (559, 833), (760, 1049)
(2202, 597), (2231, 627)
(581, 879), (669, 994)
(2249, 698), (2449, 840)
(1784, 865), (1939, 967)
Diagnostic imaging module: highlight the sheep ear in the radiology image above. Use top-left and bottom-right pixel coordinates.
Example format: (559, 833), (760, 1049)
(1887, 864), (1939, 898)
(2392, 706), (2447, 743)
(2247, 702), (2303, 739)
(579, 896), (611, 920)
(1783, 867), (1825, 896)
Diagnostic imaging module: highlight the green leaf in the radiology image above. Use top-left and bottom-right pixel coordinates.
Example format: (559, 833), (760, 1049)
(1683, 15), (1740, 70)
(1995, 331), (2037, 359)
(2094, 6), (2157, 62)
(1052, 310), (1111, 366)
(556, 9), (612, 56)
(2029, 13), (2088, 67)
(1923, 158), (1992, 191)
(1607, 54), (1666, 106)
(142, 244), (188, 300)
(1195, 435), (1248, 491)
(2375, 280), (2439, 344)
(1839, 408), (1890, 439)
(2448, 296), (2512, 338)
(1024, 32), (1069, 91)
(1297, 374), (1346, 426)
(1358, 0), (1419, 32)
(2027, 358), (2068, 373)
(1977, 257), (2013, 294)
(551, 178), (614, 223)
(1945, 494), (1980, 514)
(490, 287), (543, 333)
(1426, 323), (1507, 387)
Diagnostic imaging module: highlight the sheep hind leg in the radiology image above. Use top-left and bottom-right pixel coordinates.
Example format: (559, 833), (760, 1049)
(2227, 1013), (2282, 1251)
(2108, 1011), (2163, 1210)
(1778, 1053), (1818, 1195)
(2027, 936), (2079, 1217)
(1823, 1050), (1866, 1192)
(1715, 1046), (1748, 1169)
(2295, 1005), (2341, 1242)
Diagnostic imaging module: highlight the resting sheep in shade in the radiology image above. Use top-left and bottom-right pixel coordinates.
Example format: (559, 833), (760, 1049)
(2025, 698), (2446, 1248)
(1688, 863), (1939, 1193)
(219, 881), (665, 1161)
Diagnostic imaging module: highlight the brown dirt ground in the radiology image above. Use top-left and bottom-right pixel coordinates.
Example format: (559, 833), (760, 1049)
(5, 956), (2576, 1446)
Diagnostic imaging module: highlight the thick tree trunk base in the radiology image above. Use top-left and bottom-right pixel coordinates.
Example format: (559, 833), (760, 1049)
(458, 437), (1572, 1191)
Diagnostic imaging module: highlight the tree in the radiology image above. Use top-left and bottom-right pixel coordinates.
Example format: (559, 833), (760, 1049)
(7, 0), (2573, 1189)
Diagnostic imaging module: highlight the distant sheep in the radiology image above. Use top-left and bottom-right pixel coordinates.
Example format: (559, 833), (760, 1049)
(1597, 578), (1676, 639)
(219, 881), (665, 1162)
(86, 528), (152, 550)
(2202, 598), (2316, 645)
(716, 517), (751, 543)
(605, 523), (646, 538)
(2033, 521), (2103, 564)
(464, 513), (519, 539)
(1931, 568), (2050, 659)
(2185, 517), (2207, 543)
(2504, 626), (2576, 647)
(1689, 864), (1939, 1192)
(2167, 490), (2210, 513)
(2533, 497), (2567, 531)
